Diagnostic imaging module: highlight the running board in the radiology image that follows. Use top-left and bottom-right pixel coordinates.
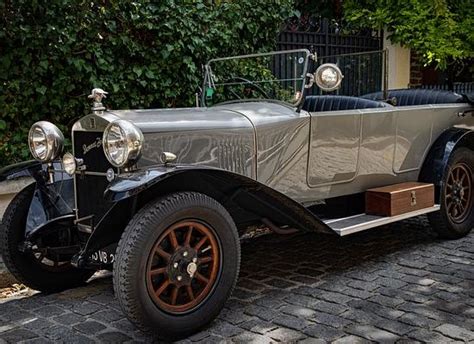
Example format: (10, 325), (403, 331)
(324, 205), (440, 236)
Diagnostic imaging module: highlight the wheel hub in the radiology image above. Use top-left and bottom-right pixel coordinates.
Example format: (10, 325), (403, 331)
(168, 247), (198, 285)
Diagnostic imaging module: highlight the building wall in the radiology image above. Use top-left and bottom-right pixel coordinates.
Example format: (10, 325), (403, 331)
(383, 32), (411, 90)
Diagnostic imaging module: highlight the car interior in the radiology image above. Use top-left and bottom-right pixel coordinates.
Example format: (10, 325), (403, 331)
(302, 88), (467, 112)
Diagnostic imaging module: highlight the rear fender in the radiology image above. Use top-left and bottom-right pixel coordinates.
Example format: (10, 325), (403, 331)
(419, 128), (474, 201)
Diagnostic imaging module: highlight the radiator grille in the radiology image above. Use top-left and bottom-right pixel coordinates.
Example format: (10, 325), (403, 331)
(73, 131), (115, 220)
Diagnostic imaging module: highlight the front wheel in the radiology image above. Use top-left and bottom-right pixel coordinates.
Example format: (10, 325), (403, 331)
(113, 192), (240, 340)
(0, 184), (94, 292)
(428, 147), (474, 239)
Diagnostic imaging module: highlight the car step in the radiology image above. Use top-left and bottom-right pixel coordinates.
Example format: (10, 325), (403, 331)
(324, 205), (440, 236)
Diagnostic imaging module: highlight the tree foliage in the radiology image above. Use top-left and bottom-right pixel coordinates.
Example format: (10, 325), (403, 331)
(343, 0), (474, 68)
(0, 0), (293, 165)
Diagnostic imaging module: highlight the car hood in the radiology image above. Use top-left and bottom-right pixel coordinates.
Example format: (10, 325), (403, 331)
(109, 107), (251, 133)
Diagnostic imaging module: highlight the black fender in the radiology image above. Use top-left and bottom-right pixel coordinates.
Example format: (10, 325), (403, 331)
(419, 127), (474, 201)
(0, 160), (75, 239)
(103, 165), (331, 233)
(0, 160), (42, 182)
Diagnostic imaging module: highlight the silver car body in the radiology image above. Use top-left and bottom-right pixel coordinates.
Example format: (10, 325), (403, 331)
(73, 100), (474, 205)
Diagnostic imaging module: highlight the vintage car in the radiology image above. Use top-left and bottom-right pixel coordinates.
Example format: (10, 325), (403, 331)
(0, 49), (473, 339)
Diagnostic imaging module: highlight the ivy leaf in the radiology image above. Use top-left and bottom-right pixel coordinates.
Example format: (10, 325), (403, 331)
(133, 66), (143, 77)
(36, 86), (47, 95)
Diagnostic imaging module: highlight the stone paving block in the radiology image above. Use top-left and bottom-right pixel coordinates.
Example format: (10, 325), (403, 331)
(20, 338), (54, 344)
(408, 328), (460, 343)
(268, 327), (305, 342)
(373, 318), (417, 336)
(272, 314), (308, 331)
(73, 320), (106, 334)
(240, 319), (276, 335)
(302, 323), (345, 341)
(345, 324), (399, 343)
(95, 331), (132, 343)
(339, 287), (372, 300)
(434, 323), (474, 341)
(263, 278), (298, 289)
(243, 305), (279, 322)
(332, 334), (371, 344)
(89, 309), (124, 323)
(231, 331), (273, 343)
(209, 320), (245, 338)
(33, 305), (65, 318)
(71, 301), (103, 316)
(280, 304), (317, 318)
(310, 311), (351, 329)
(0, 328), (37, 343)
(298, 337), (326, 344)
(316, 291), (354, 305)
(23, 318), (53, 331)
(398, 312), (440, 329)
(51, 313), (84, 326)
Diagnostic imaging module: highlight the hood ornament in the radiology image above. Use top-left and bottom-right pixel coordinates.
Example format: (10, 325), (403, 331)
(88, 88), (108, 113)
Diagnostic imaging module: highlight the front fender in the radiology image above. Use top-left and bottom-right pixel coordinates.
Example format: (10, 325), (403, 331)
(0, 160), (42, 182)
(0, 160), (75, 236)
(104, 165), (332, 235)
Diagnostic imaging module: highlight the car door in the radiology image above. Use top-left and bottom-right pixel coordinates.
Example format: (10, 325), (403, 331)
(307, 109), (362, 187)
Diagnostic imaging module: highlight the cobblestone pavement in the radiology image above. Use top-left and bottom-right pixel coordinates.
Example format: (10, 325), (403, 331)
(0, 216), (473, 343)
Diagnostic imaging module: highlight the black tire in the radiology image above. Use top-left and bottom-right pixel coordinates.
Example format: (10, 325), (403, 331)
(428, 147), (474, 239)
(113, 192), (240, 340)
(0, 184), (94, 292)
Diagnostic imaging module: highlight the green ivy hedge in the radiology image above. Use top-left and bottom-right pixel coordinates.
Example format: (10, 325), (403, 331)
(0, 0), (293, 165)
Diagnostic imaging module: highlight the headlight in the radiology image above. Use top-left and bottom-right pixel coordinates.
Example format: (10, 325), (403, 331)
(103, 119), (144, 168)
(62, 152), (77, 176)
(28, 121), (64, 162)
(314, 63), (343, 92)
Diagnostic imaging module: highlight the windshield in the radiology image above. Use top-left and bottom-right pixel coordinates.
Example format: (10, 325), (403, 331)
(312, 50), (386, 97)
(203, 49), (311, 107)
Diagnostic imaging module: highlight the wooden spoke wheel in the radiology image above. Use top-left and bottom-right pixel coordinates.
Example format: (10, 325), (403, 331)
(146, 220), (221, 314)
(114, 192), (240, 339)
(428, 148), (474, 240)
(445, 163), (473, 224)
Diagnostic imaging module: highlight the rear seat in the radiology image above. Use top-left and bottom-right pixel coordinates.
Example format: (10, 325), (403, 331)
(361, 89), (465, 106)
(302, 95), (392, 112)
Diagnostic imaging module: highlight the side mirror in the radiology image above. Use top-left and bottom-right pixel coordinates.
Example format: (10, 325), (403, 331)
(313, 63), (344, 92)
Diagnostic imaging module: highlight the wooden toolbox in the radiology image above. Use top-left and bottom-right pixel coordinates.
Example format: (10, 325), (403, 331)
(365, 182), (435, 217)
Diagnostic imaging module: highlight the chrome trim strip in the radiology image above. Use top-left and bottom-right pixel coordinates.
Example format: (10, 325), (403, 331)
(327, 205), (440, 236)
(76, 171), (108, 177)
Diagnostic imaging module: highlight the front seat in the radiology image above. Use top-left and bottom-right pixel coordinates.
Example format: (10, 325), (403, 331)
(361, 89), (465, 106)
(302, 95), (392, 112)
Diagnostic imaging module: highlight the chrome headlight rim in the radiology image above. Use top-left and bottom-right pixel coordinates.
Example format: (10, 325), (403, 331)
(314, 63), (344, 92)
(103, 119), (144, 168)
(28, 121), (64, 162)
(62, 152), (77, 176)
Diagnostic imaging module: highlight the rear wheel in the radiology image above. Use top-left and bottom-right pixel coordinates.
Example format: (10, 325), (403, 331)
(428, 148), (474, 239)
(113, 192), (240, 340)
(0, 184), (94, 292)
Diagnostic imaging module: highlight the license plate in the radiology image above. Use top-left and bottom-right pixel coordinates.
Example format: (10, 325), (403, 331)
(91, 247), (116, 265)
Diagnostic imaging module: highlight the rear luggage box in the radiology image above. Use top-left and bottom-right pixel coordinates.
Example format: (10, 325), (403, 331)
(365, 182), (435, 217)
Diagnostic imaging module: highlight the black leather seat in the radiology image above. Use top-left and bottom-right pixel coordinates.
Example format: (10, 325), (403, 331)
(361, 89), (465, 106)
(302, 95), (392, 112)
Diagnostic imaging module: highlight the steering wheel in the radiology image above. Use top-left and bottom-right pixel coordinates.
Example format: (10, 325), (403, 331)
(223, 77), (270, 100)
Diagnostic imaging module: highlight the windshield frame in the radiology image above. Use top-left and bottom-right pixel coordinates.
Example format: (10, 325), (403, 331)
(202, 49), (312, 107)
